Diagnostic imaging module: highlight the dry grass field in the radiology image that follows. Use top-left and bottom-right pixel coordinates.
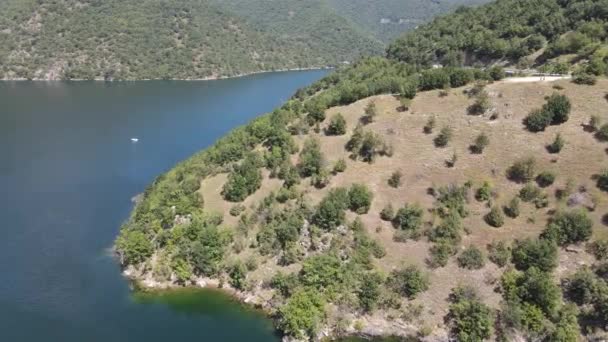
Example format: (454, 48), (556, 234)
(199, 78), (608, 337)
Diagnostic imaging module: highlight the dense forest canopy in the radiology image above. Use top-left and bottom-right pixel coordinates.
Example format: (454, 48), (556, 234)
(0, 0), (491, 80)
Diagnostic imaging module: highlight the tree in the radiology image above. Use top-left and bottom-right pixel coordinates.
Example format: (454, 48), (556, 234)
(434, 126), (453, 147)
(364, 101), (378, 123)
(326, 113), (347, 135)
(536, 171), (556, 187)
(229, 262), (247, 290)
(115, 229), (153, 266)
(485, 206), (505, 228)
(511, 238), (557, 272)
(298, 138), (324, 177)
(507, 157), (537, 183)
(222, 153), (263, 202)
(525, 108), (553, 132)
(468, 91), (491, 115)
(278, 289), (325, 339)
(470, 132), (490, 154)
(313, 188), (348, 230)
(564, 267), (602, 305)
(547, 133), (565, 154)
(392, 204), (424, 232)
(332, 158), (347, 174)
(424, 116), (436, 134)
(488, 240), (510, 267)
(387, 265), (429, 298)
(458, 245), (486, 270)
(597, 170), (608, 192)
(388, 170), (403, 188)
(428, 240), (456, 268)
(517, 267), (560, 316)
(475, 181), (492, 202)
(448, 288), (494, 342)
(504, 197), (520, 218)
(545, 93), (571, 124)
(519, 183), (542, 202)
(380, 203), (395, 221)
(348, 183), (373, 214)
(542, 209), (593, 246)
(358, 272), (383, 312)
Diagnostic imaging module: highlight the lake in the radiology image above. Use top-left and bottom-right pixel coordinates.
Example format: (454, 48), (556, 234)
(0, 70), (328, 341)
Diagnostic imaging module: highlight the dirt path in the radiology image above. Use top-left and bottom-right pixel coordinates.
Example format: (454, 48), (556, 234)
(501, 75), (571, 83)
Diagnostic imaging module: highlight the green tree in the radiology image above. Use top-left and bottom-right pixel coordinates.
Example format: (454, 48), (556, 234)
(448, 288), (494, 342)
(485, 206), (505, 228)
(536, 171), (556, 188)
(511, 238), (557, 272)
(457, 245), (486, 270)
(229, 262), (247, 290)
(326, 113), (347, 135)
(507, 157), (537, 183)
(358, 272), (383, 312)
(348, 183), (373, 214)
(115, 229), (153, 266)
(392, 203), (424, 232)
(387, 265), (430, 298)
(504, 197), (520, 218)
(542, 209), (593, 246)
(364, 101), (378, 123)
(278, 290), (325, 339)
(488, 240), (511, 267)
(545, 93), (571, 124)
(298, 138), (324, 177)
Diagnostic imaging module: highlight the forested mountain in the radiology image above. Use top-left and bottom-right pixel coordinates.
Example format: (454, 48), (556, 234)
(0, 0), (490, 80)
(327, 0), (491, 42)
(116, 0), (608, 340)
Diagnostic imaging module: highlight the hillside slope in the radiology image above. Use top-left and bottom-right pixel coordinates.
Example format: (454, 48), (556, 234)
(115, 0), (608, 341)
(0, 0), (378, 80)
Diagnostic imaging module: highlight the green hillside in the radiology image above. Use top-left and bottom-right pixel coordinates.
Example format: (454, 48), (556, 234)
(0, 0), (378, 80)
(327, 0), (491, 42)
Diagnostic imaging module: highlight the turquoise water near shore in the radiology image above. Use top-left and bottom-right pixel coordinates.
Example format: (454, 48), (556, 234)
(0, 70), (327, 341)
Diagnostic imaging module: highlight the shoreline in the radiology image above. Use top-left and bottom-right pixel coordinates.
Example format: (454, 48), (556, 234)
(0, 66), (334, 82)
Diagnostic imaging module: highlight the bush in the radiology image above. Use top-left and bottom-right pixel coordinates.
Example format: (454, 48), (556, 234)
(545, 93), (571, 124)
(392, 204), (424, 232)
(489, 65), (506, 80)
(380, 204), (395, 221)
(468, 91), (491, 115)
(300, 254), (343, 290)
(517, 267), (561, 316)
(504, 197), (520, 218)
(230, 204), (246, 217)
(358, 272), (383, 312)
(115, 229), (154, 266)
(488, 240), (511, 267)
(423, 116), (436, 134)
(229, 262), (247, 290)
(298, 138), (324, 177)
(485, 206), (505, 228)
(547, 133), (565, 154)
(536, 171), (556, 188)
(524, 108), (553, 132)
(588, 240), (608, 260)
(277, 290), (325, 339)
(313, 188), (348, 230)
(333, 159), (346, 174)
(348, 183), (373, 214)
(434, 126), (453, 147)
(542, 209), (593, 246)
(457, 245), (486, 270)
(597, 124), (608, 141)
(589, 115), (601, 131)
(470, 132), (490, 154)
(364, 101), (378, 123)
(520, 183), (542, 202)
(448, 288), (494, 341)
(222, 153), (263, 202)
(387, 265), (430, 298)
(573, 72), (597, 85)
(326, 113), (347, 135)
(475, 181), (492, 202)
(564, 267), (601, 305)
(511, 238), (558, 272)
(507, 157), (536, 183)
(388, 170), (402, 188)
(597, 170), (608, 192)
(428, 241), (456, 268)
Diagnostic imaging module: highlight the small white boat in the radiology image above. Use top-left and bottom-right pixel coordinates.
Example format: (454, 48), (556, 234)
(131, 138), (139, 143)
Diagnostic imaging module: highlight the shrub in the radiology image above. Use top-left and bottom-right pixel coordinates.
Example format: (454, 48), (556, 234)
(448, 288), (494, 341)
(511, 238), (558, 272)
(298, 138), (324, 177)
(545, 93), (571, 124)
(392, 204), (424, 232)
(358, 272), (383, 312)
(434, 126), (453, 148)
(597, 124), (608, 141)
(547, 133), (565, 154)
(504, 197), (520, 218)
(485, 206), (505, 228)
(470, 132), (490, 154)
(423, 116), (436, 134)
(541, 209), (593, 246)
(300, 254), (343, 290)
(564, 267), (601, 305)
(387, 265), (430, 298)
(488, 240), (511, 267)
(428, 241), (456, 268)
(326, 113), (347, 135)
(489, 66), (506, 80)
(230, 204), (246, 217)
(475, 181), (492, 202)
(229, 262), (247, 290)
(468, 91), (491, 115)
(589, 115), (601, 131)
(533, 193), (549, 209)
(364, 101), (378, 123)
(115, 229), (153, 266)
(388, 170), (402, 188)
(313, 188), (348, 230)
(524, 108), (553, 132)
(311, 168), (330, 189)
(517, 267), (561, 316)
(348, 183), (373, 214)
(536, 171), (556, 188)
(380, 204), (395, 221)
(573, 72), (597, 85)
(277, 290), (325, 339)
(222, 153), (263, 202)
(597, 170), (608, 192)
(458, 245), (486, 270)
(332, 158), (346, 174)
(507, 157), (536, 183)
(588, 240), (608, 260)
(520, 183), (542, 202)
(270, 272), (300, 297)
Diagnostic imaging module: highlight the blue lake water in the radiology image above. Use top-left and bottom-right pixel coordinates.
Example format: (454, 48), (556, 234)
(0, 70), (328, 341)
